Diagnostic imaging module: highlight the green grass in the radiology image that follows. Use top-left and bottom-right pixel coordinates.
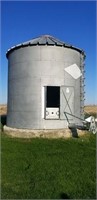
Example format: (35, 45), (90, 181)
(1, 132), (96, 199)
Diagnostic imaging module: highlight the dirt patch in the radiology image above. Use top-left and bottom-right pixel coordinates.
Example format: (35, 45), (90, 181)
(84, 105), (97, 115)
(0, 104), (7, 115)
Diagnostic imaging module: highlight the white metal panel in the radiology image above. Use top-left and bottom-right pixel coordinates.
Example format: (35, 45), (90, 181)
(64, 64), (82, 79)
(46, 108), (59, 119)
(60, 86), (74, 121)
(41, 86), (46, 119)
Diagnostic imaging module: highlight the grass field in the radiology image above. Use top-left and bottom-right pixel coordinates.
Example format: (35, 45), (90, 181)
(1, 132), (96, 199)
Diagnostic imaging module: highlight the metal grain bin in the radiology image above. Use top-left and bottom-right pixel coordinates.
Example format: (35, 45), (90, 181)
(6, 35), (85, 129)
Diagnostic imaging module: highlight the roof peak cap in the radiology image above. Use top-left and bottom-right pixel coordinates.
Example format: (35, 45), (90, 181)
(40, 34), (54, 38)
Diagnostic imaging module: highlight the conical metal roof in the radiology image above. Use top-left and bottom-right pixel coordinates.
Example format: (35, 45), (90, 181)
(6, 35), (85, 58)
(22, 34), (65, 46)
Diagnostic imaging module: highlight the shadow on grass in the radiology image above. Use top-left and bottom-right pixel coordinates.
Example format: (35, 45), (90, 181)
(60, 192), (70, 199)
(0, 114), (7, 131)
(69, 127), (79, 138)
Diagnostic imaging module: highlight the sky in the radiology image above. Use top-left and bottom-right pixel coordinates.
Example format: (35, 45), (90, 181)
(1, 1), (96, 105)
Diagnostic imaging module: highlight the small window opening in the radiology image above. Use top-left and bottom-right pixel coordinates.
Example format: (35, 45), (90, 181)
(46, 86), (60, 108)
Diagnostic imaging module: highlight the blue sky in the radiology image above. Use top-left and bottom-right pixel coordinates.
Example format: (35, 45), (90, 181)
(1, 1), (96, 105)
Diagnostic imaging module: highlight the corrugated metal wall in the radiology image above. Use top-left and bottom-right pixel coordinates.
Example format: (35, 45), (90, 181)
(7, 45), (85, 129)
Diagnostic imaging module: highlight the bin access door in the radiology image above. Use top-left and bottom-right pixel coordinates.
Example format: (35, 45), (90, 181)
(60, 86), (74, 121)
(45, 86), (60, 119)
